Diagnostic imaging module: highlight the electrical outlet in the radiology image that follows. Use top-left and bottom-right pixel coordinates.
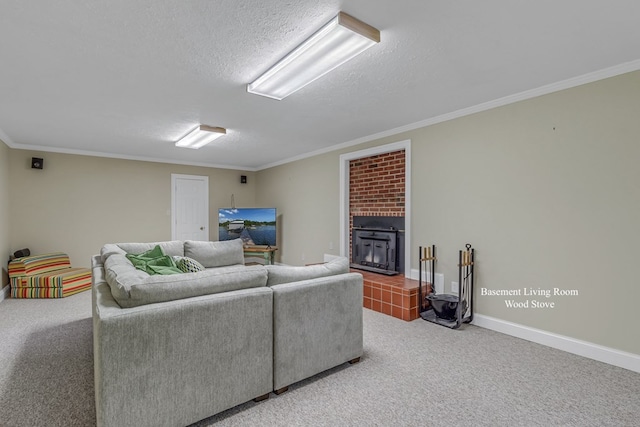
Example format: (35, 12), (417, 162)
(451, 281), (459, 294)
(301, 253), (305, 262)
(329, 241), (333, 250)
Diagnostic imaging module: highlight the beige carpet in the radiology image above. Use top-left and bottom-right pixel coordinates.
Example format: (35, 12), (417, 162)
(1, 290), (639, 426)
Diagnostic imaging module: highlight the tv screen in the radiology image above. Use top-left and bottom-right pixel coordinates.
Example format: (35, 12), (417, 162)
(218, 207), (277, 247)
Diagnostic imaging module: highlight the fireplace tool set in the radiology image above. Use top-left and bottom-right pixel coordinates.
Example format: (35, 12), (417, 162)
(418, 244), (474, 329)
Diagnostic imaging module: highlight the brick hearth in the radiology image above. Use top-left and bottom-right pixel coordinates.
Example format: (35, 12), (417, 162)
(357, 269), (423, 321)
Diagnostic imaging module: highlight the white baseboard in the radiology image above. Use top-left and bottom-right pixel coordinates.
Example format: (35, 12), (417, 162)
(472, 314), (640, 373)
(376, 268), (640, 373)
(0, 285), (9, 302)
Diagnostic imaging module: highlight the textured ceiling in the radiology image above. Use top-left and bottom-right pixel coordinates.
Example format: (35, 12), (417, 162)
(1, 1), (640, 171)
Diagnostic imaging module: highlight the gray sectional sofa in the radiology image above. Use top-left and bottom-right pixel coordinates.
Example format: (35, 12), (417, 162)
(92, 239), (363, 427)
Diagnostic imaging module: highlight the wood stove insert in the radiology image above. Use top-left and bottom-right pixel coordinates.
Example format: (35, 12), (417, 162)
(351, 226), (399, 276)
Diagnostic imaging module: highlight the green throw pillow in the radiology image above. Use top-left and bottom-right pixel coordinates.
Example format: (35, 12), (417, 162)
(175, 257), (205, 273)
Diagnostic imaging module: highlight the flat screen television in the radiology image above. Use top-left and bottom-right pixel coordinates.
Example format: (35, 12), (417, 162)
(218, 207), (277, 247)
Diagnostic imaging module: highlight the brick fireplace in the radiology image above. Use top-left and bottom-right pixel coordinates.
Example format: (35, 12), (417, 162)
(349, 149), (405, 274)
(347, 146), (417, 321)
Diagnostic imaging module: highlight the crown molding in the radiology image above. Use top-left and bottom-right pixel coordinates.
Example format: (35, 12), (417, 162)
(0, 127), (17, 148)
(3, 59), (640, 172)
(257, 58), (640, 170)
(5, 142), (259, 172)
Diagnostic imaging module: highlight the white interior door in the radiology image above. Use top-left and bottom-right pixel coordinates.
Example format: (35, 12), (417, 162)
(171, 174), (209, 241)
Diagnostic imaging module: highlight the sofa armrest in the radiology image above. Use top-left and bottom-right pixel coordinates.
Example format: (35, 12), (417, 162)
(271, 272), (363, 391)
(93, 281), (273, 427)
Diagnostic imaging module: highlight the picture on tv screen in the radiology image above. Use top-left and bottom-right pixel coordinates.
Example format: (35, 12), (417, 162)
(218, 207), (276, 247)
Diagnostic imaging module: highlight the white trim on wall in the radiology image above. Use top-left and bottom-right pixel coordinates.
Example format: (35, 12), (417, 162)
(259, 59), (640, 171)
(3, 60), (639, 173)
(473, 314), (640, 374)
(339, 140), (412, 277)
(408, 266), (640, 371)
(409, 266), (640, 372)
(0, 284), (9, 302)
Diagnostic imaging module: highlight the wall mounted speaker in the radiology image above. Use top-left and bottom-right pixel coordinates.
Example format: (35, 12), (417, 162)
(31, 157), (44, 169)
(240, 175), (247, 184)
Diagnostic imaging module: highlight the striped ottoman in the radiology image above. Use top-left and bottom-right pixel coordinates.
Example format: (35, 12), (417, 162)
(8, 252), (92, 298)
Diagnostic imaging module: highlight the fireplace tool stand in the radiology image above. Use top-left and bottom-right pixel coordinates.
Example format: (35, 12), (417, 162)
(419, 244), (474, 329)
(418, 245), (436, 319)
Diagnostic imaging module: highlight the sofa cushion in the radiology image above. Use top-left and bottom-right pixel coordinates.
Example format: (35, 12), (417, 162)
(103, 251), (267, 308)
(104, 254), (150, 303)
(100, 244), (127, 262)
(184, 239), (245, 268)
(123, 265), (268, 308)
(265, 257), (349, 286)
(102, 241), (185, 263)
(8, 252), (71, 278)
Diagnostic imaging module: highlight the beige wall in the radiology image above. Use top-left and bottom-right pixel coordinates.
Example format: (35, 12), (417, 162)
(0, 140), (10, 288)
(256, 151), (343, 265)
(4, 71), (638, 355)
(8, 151), (255, 268)
(256, 71), (640, 355)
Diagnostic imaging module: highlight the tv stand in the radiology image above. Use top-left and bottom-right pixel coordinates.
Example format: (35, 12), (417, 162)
(243, 245), (278, 265)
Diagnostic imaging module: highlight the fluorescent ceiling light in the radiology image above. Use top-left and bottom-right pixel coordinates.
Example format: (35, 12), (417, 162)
(247, 11), (380, 100)
(175, 125), (226, 149)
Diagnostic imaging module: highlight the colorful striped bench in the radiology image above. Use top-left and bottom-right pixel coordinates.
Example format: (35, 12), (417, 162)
(8, 252), (91, 298)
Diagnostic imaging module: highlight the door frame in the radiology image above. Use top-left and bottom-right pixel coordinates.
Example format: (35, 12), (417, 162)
(171, 174), (209, 241)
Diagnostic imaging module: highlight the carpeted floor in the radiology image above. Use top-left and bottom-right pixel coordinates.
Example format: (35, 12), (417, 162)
(1, 290), (639, 426)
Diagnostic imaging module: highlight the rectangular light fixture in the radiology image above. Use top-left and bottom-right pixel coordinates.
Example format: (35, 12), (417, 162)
(175, 125), (226, 149)
(247, 11), (380, 100)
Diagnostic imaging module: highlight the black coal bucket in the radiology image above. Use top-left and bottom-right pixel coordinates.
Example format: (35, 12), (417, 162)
(426, 293), (466, 321)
